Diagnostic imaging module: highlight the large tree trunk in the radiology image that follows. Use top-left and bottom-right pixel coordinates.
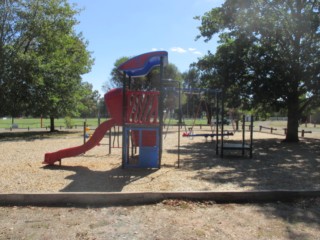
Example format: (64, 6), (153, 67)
(206, 110), (212, 125)
(284, 94), (300, 142)
(50, 116), (55, 132)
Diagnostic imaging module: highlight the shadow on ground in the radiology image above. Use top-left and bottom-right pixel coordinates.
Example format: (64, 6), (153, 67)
(43, 165), (156, 192)
(168, 137), (320, 238)
(257, 198), (320, 239)
(168, 137), (320, 191)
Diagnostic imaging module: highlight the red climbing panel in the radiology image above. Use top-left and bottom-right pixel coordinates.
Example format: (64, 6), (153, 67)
(126, 91), (159, 124)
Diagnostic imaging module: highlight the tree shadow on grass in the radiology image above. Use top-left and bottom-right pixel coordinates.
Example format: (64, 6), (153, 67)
(43, 165), (156, 192)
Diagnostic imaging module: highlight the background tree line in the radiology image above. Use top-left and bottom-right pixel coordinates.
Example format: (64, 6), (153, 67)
(1, 0), (319, 142)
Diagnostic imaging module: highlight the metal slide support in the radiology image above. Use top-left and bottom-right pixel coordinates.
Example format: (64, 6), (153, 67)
(215, 91), (219, 155)
(158, 56), (164, 168)
(121, 72), (127, 168)
(220, 90), (225, 158)
(242, 115), (245, 156)
(250, 115), (253, 158)
(177, 85), (181, 168)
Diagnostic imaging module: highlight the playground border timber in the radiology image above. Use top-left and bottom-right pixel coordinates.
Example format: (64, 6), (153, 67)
(0, 190), (319, 207)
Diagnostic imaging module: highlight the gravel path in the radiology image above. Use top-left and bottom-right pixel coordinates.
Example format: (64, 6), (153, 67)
(1, 199), (320, 240)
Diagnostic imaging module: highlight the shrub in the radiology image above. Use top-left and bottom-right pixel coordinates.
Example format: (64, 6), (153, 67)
(64, 116), (74, 129)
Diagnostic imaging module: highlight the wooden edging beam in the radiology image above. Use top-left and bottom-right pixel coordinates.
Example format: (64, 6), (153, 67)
(0, 190), (319, 207)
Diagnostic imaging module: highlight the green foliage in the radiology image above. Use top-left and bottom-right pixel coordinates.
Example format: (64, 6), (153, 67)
(105, 56), (130, 90)
(0, 0), (94, 131)
(195, 0), (320, 142)
(78, 82), (100, 118)
(64, 116), (74, 129)
(182, 67), (201, 89)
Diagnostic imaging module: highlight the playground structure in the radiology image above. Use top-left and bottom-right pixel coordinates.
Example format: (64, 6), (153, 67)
(44, 51), (168, 168)
(43, 50), (253, 168)
(117, 51), (168, 168)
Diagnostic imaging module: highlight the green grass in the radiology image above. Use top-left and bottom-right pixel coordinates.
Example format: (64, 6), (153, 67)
(0, 117), (103, 129)
(0, 116), (207, 129)
(2, 117), (316, 130)
(0, 116), (211, 130)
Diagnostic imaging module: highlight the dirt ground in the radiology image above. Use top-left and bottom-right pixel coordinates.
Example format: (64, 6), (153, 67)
(0, 125), (319, 239)
(1, 198), (320, 240)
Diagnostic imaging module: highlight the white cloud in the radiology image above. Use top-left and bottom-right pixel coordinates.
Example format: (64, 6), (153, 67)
(188, 48), (202, 55)
(193, 51), (202, 55)
(164, 47), (203, 55)
(171, 47), (187, 53)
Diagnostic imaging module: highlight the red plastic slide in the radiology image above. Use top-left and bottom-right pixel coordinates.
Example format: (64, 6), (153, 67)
(43, 119), (116, 165)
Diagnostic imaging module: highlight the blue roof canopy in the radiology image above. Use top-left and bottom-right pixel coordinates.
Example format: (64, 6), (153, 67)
(118, 51), (168, 77)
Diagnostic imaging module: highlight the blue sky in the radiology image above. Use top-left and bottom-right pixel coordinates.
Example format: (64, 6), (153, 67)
(71, 0), (224, 94)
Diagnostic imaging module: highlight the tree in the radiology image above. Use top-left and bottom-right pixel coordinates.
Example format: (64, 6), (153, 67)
(103, 56), (129, 91)
(182, 67), (201, 119)
(182, 67), (201, 89)
(196, 36), (254, 110)
(78, 82), (100, 118)
(161, 64), (183, 120)
(32, 33), (93, 131)
(196, 0), (320, 142)
(0, 0), (93, 131)
(0, 0), (36, 120)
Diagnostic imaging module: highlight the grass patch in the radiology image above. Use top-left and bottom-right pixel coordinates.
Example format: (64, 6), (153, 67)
(0, 118), (103, 129)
